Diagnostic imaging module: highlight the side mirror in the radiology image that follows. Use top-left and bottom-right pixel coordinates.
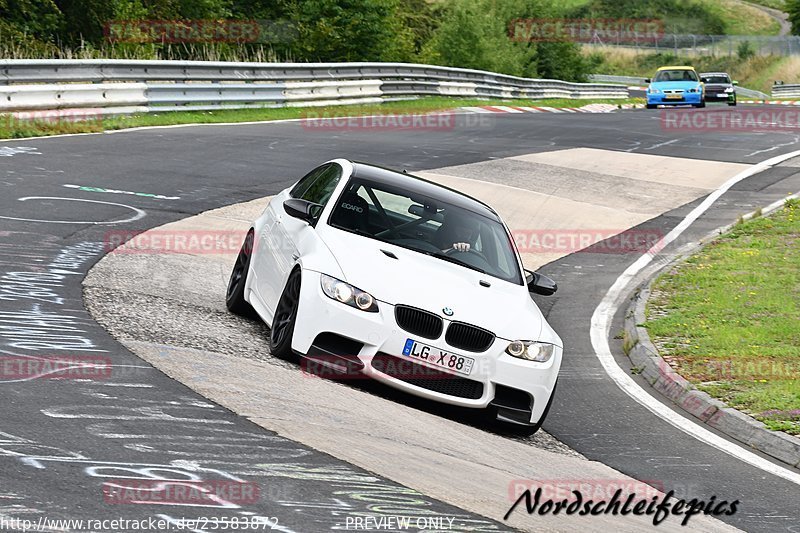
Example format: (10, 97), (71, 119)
(283, 198), (322, 224)
(644, 78), (651, 83)
(524, 270), (557, 296)
(732, 80), (738, 85)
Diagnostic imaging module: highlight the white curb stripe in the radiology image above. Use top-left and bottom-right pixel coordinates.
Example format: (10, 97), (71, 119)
(491, 105), (524, 113)
(459, 106), (496, 114)
(590, 149), (800, 486)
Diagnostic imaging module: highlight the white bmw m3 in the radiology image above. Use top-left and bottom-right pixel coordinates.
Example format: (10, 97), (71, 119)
(226, 159), (563, 433)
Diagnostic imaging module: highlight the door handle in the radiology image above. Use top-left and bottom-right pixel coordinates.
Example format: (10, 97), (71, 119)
(291, 253), (299, 261)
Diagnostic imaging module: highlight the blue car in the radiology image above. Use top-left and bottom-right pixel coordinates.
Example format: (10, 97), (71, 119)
(645, 66), (705, 109)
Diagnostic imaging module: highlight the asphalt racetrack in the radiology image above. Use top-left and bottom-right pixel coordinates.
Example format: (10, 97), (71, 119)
(1, 106), (799, 532)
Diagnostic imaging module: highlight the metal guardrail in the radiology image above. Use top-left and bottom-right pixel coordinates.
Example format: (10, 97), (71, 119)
(737, 86), (770, 100)
(772, 84), (800, 98)
(589, 74), (647, 86)
(0, 59), (628, 116)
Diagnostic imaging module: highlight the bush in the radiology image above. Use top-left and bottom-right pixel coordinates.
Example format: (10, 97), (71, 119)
(737, 40), (755, 60)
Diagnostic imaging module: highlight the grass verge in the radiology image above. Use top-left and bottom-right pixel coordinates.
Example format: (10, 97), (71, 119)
(697, 0), (781, 35)
(646, 199), (800, 435)
(0, 96), (644, 141)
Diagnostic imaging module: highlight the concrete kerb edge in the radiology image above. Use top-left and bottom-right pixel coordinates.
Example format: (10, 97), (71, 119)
(623, 195), (800, 469)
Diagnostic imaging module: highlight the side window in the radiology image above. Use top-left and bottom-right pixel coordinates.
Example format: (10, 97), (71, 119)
(299, 164), (342, 206)
(290, 164), (330, 199)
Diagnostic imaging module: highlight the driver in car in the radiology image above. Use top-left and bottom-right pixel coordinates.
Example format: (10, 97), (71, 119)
(435, 211), (479, 253)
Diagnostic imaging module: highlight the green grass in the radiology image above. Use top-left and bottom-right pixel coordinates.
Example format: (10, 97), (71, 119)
(696, 0), (781, 35)
(646, 199), (800, 435)
(0, 96), (644, 140)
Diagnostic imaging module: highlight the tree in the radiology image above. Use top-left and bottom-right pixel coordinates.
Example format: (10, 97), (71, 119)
(788, 0), (800, 35)
(288, 0), (396, 62)
(1, 0), (64, 41)
(422, 0), (593, 81)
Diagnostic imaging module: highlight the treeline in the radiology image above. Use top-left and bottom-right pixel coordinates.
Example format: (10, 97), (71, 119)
(0, 0), (737, 80)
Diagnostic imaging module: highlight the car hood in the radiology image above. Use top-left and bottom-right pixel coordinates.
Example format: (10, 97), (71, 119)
(704, 83), (732, 90)
(649, 81), (701, 90)
(318, 227), (545, 341)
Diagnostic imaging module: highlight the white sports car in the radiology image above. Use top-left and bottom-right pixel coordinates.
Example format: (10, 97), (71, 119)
(226, 160), (563, 433)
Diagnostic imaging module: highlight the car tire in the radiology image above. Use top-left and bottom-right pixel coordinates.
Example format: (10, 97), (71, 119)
(226, 230), (257, 318)
(513, 379), (558, 437)
(728, 101), (737, 106)
(695, 100), (706, 108)
(269, 269), (301, 361)
(646, 104), (656, 109)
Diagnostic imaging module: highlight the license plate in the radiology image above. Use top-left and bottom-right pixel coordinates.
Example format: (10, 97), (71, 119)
(665, 94), (683, 100)
(402, 338), (474, 376)
(716, 94), (728, 98)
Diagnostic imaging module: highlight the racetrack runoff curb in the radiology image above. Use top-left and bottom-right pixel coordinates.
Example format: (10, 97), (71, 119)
(623, 192), (800, 467)
(591, 152), (800, 486)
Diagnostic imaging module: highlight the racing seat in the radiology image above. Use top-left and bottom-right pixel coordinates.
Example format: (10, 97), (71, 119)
(330, 192), (370, 232)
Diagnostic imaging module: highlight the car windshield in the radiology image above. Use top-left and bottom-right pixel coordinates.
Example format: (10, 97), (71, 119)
(328, 177), (522, 284)
(703, 75), (730, 84)
(654, 70), (698, 82)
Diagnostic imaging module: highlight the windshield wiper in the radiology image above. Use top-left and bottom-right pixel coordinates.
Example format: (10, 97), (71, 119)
(420, 250), (485, 274)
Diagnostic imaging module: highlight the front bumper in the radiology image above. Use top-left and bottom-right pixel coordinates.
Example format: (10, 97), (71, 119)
(291, 270), (561, 425)
(705, 90), (736, 102)
(647, 92), (703, 105)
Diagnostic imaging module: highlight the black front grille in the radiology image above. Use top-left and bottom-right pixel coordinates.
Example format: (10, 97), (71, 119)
(370, 353), (484, 399)
(395, 305), (443, 339)
(445, 322), (495, 352)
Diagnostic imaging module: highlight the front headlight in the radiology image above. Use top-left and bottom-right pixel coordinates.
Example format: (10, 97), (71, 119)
(320, 274), (378, 312)
(506, 341), (557, 362)
(648, 88), (662, 94)
(724, 87), (734, 93)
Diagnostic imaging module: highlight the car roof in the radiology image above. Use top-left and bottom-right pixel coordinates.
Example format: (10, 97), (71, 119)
(348, 161), (501, 221)
(656, 66), (696, 71)
(699, 72), (730, 77)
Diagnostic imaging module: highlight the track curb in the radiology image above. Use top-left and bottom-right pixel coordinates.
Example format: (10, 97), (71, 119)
(623, 201), (800, 469)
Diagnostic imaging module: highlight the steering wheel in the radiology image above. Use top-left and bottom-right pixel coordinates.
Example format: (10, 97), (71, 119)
(444, 247), (490, 264)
